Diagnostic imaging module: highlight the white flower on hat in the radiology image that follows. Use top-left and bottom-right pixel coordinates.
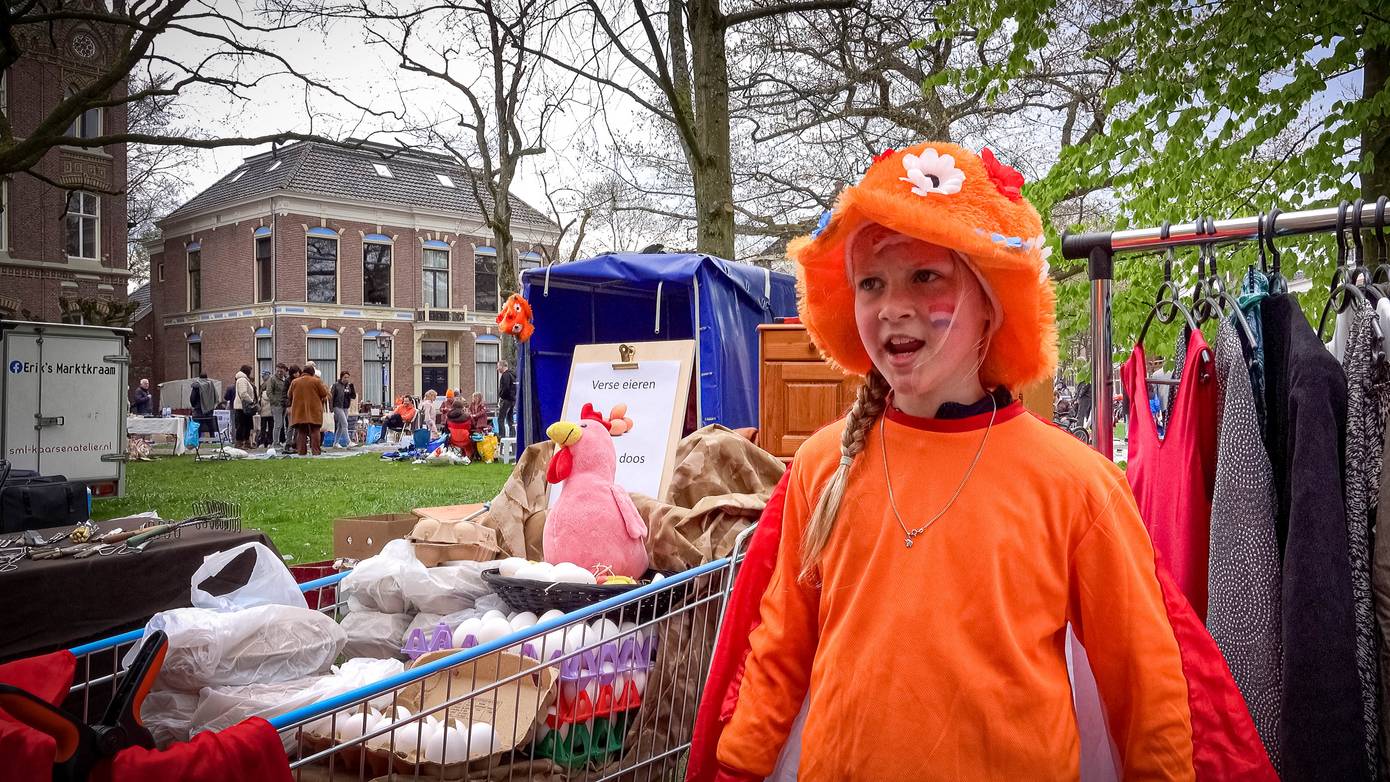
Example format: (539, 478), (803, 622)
(900, 148), (965, 197)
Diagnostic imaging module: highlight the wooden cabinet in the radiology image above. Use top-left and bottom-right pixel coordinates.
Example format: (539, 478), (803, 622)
(759, 324), (862, 460)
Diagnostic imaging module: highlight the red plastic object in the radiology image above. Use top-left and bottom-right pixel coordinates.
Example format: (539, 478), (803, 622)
(548, 678), (644, 727)
(289, 561), (337, 610)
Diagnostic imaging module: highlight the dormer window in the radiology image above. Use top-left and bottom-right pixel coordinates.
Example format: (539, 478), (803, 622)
(373, 163), (393, 177)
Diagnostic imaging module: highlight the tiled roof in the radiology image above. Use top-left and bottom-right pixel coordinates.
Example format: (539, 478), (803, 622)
(129, 283), (152, 322)
(162, 140), (558, 233)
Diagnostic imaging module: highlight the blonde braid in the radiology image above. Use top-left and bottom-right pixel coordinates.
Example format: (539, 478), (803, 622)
(799, 370), (891, 582)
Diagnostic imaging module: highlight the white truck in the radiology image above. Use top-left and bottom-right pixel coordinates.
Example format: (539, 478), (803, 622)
(1, 320), (129, 497)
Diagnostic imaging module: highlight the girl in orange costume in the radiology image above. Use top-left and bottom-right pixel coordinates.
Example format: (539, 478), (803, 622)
(708, 143), (1274, 781)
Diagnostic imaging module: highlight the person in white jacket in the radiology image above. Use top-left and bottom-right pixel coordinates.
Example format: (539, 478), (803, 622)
(232, 365), (257, 449)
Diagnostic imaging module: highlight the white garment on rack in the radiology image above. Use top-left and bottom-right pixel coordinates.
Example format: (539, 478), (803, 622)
(1377, 297), (1390, 356)
(1328, 309), (1351, 360)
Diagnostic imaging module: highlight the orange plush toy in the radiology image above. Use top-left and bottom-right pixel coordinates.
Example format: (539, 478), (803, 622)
(496, 293), (535, 342)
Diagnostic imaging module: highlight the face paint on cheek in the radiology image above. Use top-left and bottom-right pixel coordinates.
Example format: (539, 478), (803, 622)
(926, 303), (955, 329)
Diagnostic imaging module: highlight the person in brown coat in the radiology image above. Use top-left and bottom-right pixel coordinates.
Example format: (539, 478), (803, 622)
(288, 365), (330, 455)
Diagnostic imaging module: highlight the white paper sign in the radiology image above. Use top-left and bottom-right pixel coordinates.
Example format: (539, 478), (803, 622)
(549, 359), (682, 504)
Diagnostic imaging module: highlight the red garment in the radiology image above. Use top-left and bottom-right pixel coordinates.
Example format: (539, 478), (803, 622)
(1121, 333), (1218, 619)
(687, 471), (792, 782)
(0, 651), (76, 782)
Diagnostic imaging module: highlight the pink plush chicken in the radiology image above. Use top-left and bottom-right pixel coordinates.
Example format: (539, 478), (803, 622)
(543, 403), (649, 578)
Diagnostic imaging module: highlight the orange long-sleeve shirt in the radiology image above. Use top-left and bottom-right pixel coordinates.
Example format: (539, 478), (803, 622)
(717, 402), (1197, 780)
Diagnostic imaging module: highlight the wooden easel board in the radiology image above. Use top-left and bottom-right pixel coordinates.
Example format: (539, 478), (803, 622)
(550, 340), (695, 503)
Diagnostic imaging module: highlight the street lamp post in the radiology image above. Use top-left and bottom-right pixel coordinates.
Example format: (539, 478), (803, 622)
(376, 335), (392, 412)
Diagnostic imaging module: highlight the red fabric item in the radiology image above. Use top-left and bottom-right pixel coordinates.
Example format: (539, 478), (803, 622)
(686, 470), (792, 782)
(94, 717), (291, 782)
(0, 651), (76, 782)
(1151, 552), (1278, 779)
(1121, 333), (1218, 619)
(447, 419), (472, 448)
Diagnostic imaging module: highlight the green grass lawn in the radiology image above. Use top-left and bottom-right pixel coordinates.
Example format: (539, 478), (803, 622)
(91, 454), (513, 563)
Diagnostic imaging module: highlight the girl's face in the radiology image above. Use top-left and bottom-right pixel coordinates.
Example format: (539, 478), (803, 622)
(850, 227), (992, 408)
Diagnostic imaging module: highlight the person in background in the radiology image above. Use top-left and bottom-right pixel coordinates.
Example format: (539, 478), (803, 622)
(446, 402), (475, 460)
(383, 396), (417, 443)
(1075, 379), (1093, 429)
(190, 372), (218, 443)
(233, 365), (258, 449)
(289, 366), (329, 455)
(467, 391), (490, 434)
(419, 389), (442, 437)
(331, 371), (356, 449)
(257, 371), (275, 447)
(266, 364), (289, 445)
(497, 360), (516, 438)
(283, 365), (301, 445)
(222, 382), (236, 411)
(131, 378), (153, 416)
(441, 388), (455, 423)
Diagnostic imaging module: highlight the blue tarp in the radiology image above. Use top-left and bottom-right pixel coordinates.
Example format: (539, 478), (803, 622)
(517, 253), (798, 449)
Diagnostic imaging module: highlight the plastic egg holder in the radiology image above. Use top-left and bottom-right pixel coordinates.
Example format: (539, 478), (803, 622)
(454, 629), (658, 682)
(546, 674), (645, 726)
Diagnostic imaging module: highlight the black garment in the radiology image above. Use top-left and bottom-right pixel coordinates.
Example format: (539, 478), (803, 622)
(498, 369), (517, 402)
(384, 413), (405, 430)
(234, 409), (254, 445)
(190, 379), (217, 417)
(1261, 293), (1368, 780)
(258, 414), (274, 446)
(223, 386), (236, 408)
(331, 381), (356, 411)
(132, 387), (153, 415)
(498, 399), (515, 438)
(935, 386), (1013, 418)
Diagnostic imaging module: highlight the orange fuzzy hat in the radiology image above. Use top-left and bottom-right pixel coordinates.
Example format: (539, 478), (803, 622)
(792, 142), (1056, 391)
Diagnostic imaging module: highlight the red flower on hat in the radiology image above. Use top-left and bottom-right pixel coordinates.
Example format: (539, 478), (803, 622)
(872, 149), (896, 164)
(981, 148), (1024, 202)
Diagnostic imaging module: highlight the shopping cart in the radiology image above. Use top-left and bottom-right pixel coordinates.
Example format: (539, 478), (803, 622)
(66, 525), (758, 781)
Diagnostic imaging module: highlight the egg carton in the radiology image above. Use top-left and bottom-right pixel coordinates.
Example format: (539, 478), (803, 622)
(454, 633), (659, 683)
(546, 676), (644, 727)
(533, 714), (629, 770)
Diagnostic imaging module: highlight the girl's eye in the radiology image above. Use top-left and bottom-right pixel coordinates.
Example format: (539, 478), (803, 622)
(857, 277), (882, 292)
(913, 269), (942, 284)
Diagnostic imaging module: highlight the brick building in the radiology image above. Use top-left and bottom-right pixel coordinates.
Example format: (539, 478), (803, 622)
(1, 4), (130, 320)
(147, 140), (559, 408)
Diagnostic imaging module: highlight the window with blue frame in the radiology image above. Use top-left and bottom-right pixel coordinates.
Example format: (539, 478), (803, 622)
(363, 235), (392, 306)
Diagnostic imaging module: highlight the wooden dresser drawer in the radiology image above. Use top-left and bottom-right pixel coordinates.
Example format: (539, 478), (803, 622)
(761, 327), (825, 361)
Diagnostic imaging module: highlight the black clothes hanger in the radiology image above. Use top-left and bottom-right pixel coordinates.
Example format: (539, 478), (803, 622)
(1190, 216), (1217, 325)
(1138, 221), (1203, 348)
(1317, 200), (1368, 340)
(1372, 195), (1390, 285)
(1194, 214), (1259, 349)
(1266, 206), (1289, 294)
(1350, 198), (1381, 304)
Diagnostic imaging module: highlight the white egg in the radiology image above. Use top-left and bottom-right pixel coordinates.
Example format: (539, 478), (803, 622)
(539, 609), (565, 624)
(509, 611), (538, 632)
(539, 629), (566, 660)
(452, 617), (482, 648)
(467, 722), (497, 758)
(514, 562), (554, 581)
(424, 720), (468, 764)
(391, 720), (427, 756)
(497, 557), (530, 577)
(334, 710), (368, 741)
(551, 562), (596, 584)
(632, 669), (648, 695)
(591, 618), (621, 643)
(563, 624), (590, 654)
(482, 609), (507, 621)
(651, 572), (665, 582)
(475, 616), (513, 645)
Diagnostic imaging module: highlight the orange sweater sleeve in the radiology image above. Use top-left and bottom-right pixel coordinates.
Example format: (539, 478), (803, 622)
(716, 465), (819, 777)
(1069, 472), (1196, 780)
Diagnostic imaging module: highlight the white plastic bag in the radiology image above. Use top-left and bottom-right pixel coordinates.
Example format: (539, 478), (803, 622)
(339, 539), (428, 614)
(192, 675), (328, 751)
(400, 561), (494, 615)
(125, 604), (345, 690)
(341, 610), (413, 660)
(190, 542), (306, 612)
(141, 688), (200, 748)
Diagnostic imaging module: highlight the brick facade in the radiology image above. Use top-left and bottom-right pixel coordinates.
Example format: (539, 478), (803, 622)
(149, 210), (552, 405)
(1, 9), (129, 322)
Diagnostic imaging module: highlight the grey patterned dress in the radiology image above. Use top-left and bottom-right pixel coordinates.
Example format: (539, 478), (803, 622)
(1343, 298), (1388, 780)
(1207, 318), (1283, 770)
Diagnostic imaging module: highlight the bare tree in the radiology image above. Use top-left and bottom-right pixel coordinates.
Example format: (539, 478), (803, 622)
(124, 76), (203, 285)
(0, 0), (409, 187)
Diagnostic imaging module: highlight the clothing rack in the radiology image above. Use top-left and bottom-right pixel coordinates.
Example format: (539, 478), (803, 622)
(1062, 200), (1388, 459)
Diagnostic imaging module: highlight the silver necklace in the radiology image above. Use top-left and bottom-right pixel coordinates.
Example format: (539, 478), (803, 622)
(880, 394), (997, 549)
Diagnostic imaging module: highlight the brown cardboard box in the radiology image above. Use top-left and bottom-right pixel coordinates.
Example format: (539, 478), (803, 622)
(408, 516), (502, 567)
(333, 513), (419, 560)
(412, 503), (489, 524)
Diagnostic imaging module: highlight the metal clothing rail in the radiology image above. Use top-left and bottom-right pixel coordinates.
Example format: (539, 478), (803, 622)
(1061, 200), (1388, 459)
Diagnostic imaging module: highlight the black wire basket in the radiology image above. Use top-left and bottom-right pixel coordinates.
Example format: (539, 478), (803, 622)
(481, 568), (685, 622)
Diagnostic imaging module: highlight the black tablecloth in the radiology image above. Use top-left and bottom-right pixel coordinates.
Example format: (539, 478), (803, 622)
(0, 518), (279, 662)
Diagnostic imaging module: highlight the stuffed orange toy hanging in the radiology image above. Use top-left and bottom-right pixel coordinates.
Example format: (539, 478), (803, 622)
(496, 293), (535, 342)
(793, 142), (1056, 391)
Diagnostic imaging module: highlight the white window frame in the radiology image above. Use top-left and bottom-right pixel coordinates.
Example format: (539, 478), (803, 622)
(307, 334), (339, 385)
(65, 191), (100, 260)
(306, 232), (339, 304)
(186, 246), (201, 310)
(362, 237), (393, 307)
(422, 247), (450, 309)
(157, 261), (165, 282)
(254, 232), (273, 303)
(372, 163), (393, 177)
(256, 334), (273, 378)
(474, 340), (499, 405)
(436, 173), (455, 188)
(362, 336), (392, 407)
(65, 86), (102, 140)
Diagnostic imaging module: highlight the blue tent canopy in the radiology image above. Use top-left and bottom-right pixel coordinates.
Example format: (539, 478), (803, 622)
(517, 253), (798, 448)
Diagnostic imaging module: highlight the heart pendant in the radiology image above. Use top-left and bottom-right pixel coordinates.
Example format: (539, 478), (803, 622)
(904, 537), (914, 549)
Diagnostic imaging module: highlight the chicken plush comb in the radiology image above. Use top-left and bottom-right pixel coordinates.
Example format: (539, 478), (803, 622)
(580, 403), (634, 436)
